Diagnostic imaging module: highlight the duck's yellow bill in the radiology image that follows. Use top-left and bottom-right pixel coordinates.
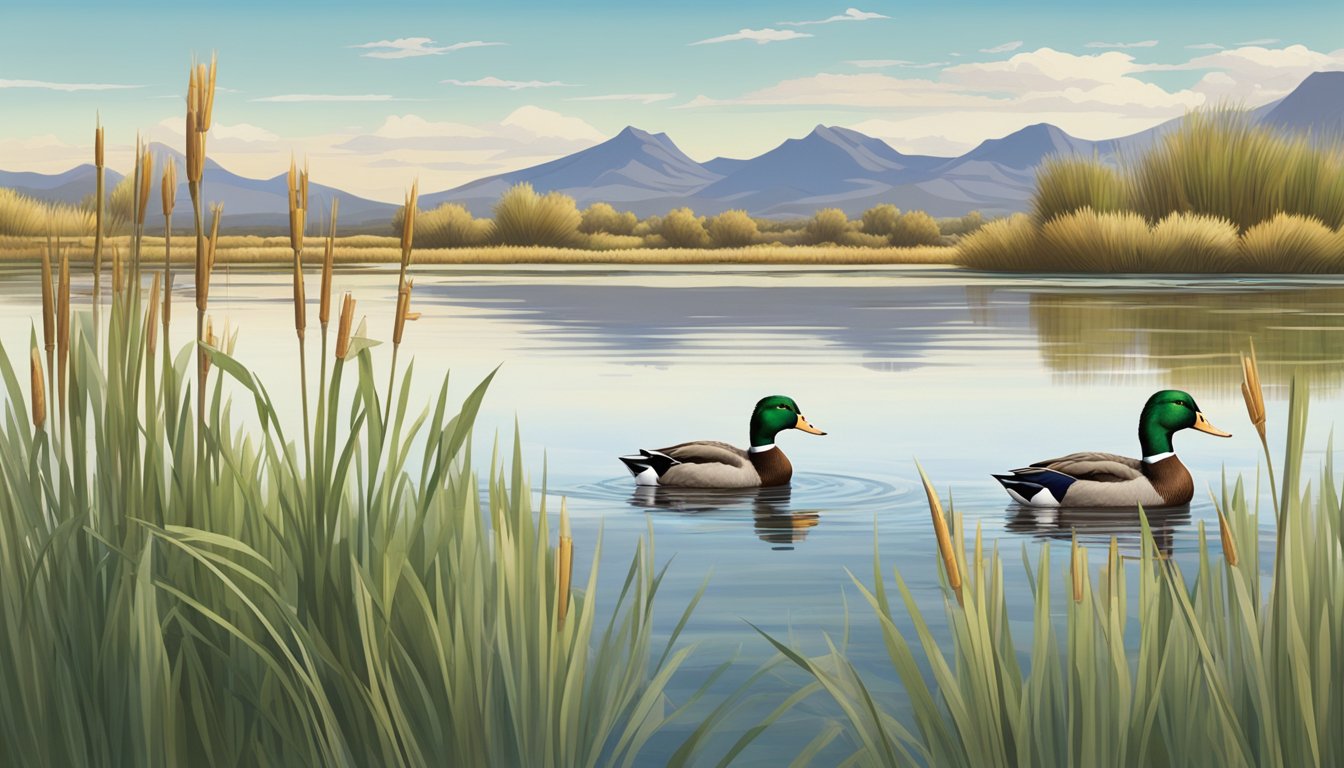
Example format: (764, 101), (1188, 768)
(1193, 412), (1232, 437)
(796, 415), (827, 435)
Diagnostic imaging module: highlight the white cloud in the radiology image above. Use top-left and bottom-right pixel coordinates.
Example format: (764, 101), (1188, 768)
(780, 8), (889, 26)
(351, 37), (505, 59)
(1186, 43), (1224, 50)
(847, 59), (948, 69)
(0, 78), (141, 92)
(372, 115), (490, 139)
(1145, 44), (1344, 101)
(1085, 40), (1159, 49)
(569, 93), (676, 104)
(690, 28), (812, 46)
(442, 77), (577, 90)
(679, 73), (993, 109)
(253, 93), (400, 102)
(499, 106), (605, 141)
(1237, 38), (1281, 46)
(979, 41), (1023, 54)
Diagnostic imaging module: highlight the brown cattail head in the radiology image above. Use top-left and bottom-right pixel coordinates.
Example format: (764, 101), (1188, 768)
(1071, 536), (1084, 603)
(41, 234), (55, 352)
(557, 499), (573, 629)
(400, 181), (417, 264)
(112, 245), (124, 293)
(146, 272), (162, 356)
(57, 249), (71, 359)
(94, 121), (105, 169)
(161, 157), (177, 218)
(30, 348), (45, 431)
(335, 292), (355, 359)
(185, 55), (216, 185)
(287, 157), (307, 253)
(319, 199), (338, 325)
(137, 146), (153, 227)
(1217, 507), (1239, 567)
(207, 203), (221, 271)
(393, 280), (415, 345)
(916, 461), (962, 605)
(197, 204), (221, 312)
(1241, 340), (1266, 444)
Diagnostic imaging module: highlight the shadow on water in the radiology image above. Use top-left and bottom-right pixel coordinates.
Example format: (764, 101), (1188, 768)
(627, 485), (821, 551)
(1003, 504), (1193, 557)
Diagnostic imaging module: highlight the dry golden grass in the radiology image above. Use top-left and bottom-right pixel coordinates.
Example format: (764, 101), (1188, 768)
(1239, 213), (1344, 272)
(956, 214), (1042, 270)
(1149, 211), (1241, 270)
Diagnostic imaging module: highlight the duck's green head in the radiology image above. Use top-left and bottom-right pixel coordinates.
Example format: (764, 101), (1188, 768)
(749, 395), (825, 447)
(1138, 389), (1231, 456)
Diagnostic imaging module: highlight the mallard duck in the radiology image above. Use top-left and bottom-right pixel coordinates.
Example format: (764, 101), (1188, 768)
(619, 395), (826, 488)
(993, 389), (1231, 508)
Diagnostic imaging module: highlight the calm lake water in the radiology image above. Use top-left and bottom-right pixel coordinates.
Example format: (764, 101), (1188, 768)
(2, 264), (1342, 764)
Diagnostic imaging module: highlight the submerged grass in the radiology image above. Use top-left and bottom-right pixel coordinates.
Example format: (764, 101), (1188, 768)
(763, 370), (1343, 766)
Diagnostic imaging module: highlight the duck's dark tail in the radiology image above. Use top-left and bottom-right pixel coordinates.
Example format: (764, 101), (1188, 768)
(992, 468), (1073, 507)
(619, 449), (679, 485)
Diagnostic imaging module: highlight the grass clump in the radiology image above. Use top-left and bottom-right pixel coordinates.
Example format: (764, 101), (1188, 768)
(861, 204), (901, 238)
(888, 210), (943, 247)
(1039, 207), (1153, 271)
(764, 371), (1344, 766)
(956, 214), (1042, 270)
(939, 211), (986, 237)
(708, 209), (759, 248)
(492, 182), (582, 247)
(1033, 155), (1129, 225)
(1239, 212), (1343, 272)
(806, 208), (850, 245)
(394, 202), (493, 247)
(1149, 211), (1241, 271)
(0, 188), (92, 237)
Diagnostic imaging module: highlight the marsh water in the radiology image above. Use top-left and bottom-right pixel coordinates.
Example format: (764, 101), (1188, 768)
(2, 265), (1342, 763)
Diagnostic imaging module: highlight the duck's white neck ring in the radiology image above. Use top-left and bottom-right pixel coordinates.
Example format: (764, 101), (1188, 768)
(1143, 451), (1175, 464)
(748, 444), (776, 454)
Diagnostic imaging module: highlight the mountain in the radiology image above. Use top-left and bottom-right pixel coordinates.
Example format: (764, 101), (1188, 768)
(420, 126), (721, 216)
(1258, 70), (1344, 139)
(0, 165), (125, 205)
(5, 71), (1342, 224)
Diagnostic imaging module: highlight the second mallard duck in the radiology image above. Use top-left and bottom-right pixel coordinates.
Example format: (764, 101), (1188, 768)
(993, 389), (1231, 508)
(619, 395), (826, 488)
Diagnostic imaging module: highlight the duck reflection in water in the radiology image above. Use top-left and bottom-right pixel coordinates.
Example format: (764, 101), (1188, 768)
(1004, 505), (1191, 558)
(628, 485), (820, 550)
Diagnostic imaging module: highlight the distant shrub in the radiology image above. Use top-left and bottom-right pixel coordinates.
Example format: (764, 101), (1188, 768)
(577, 232), (645, 250)
(640, 233), (669, 248)
(707, 209), (758, 248)
(492, 183), (581, 247)
(861, 204), (901, 237)
(1239, 213), (1343, 272)
(1033, 156), (1129, 225)
(579, 203), (638, 235)
(659, 207), (709, 248)
(888, 211), (943, 247)
(756, 217), (808, 234)
(939, 211), (985, 237)
(1149, 212), (1240, 271)
(393, 203), (492, 247)
(841, 232), (890, 248)
(806, 208), (850, 245)
(632, 215), (661, 237)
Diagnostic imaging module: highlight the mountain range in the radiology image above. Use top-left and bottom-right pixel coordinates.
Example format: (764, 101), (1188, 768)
(4, 71), (1342, 229)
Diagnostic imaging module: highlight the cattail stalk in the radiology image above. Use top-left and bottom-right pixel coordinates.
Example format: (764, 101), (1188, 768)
(41, 232), (55, 426)
(383, 279), (417, 430)
(318, 200), (338, 415)
(146, 272), (161, 358)
(30, 348), (46, 432)
(916, 461), (962, 606)
(557, 500), (573, 629)
(1240, 341), (1277, 514)
(57, 248), (70, 441)
(162, 158), (176, 338)
(1071, 537), (1084, 603)
(196, 204), (221, 467)
(133, 140), (153, 286)
(383, 184), (417, 432)
(1216, 503), (1239, 567)
(187, 54), (217, 470)
(93, 120), (105, 343)
(288, 159), (312, 468)
(112, 246), (123, 294)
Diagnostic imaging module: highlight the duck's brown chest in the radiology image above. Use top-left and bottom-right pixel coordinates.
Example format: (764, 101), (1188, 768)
(750, 448), (793, 486)
(1145, 455), (1194, 505)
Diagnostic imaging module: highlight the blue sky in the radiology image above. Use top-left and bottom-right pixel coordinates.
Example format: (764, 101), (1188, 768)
(2, 0), (1341, 200)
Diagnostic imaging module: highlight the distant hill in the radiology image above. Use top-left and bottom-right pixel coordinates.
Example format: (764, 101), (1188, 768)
(4, 71), (1341, 224)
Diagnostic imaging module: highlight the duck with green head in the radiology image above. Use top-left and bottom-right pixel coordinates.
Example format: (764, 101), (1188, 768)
(993, 389), (1231, 508)
(619, 395), (826, 488)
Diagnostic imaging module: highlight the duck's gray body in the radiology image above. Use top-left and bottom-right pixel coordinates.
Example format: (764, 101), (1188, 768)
(619, 442), (794, 488)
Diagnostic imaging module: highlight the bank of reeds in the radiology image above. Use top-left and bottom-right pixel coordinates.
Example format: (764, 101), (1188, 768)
(0, 56), (708, 767)
(763, 366), (1342, 766)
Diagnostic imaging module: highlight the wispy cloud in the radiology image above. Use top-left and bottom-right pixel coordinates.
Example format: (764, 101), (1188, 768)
(253, 93), (400, 102)
(569, 92), (675, 104)
(779, 8), (889, 26)
(1086, 40), (1159, 49)
(979, 41), (1023, 54)
(442, 77), (577, 90)
(848, 59), (948, 69)
(1186, 43), (1224, 50)
(351, 37), (505, 59)
(1237, 38), (1281, 46)
(0, 78), (141, 92)
(690, 28), (812, 46)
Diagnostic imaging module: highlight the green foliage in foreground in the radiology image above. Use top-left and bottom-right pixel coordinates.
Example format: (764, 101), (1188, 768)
(767, 379), (1343, 767)
(0, 287), (703, 766)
